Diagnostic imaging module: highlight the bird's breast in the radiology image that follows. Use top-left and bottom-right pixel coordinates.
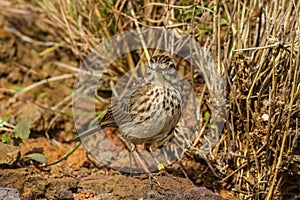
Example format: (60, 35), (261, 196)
(120, 84), (182, 145)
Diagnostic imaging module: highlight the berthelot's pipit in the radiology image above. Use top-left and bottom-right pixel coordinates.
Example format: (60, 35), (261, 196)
(71, 55), (184, 180)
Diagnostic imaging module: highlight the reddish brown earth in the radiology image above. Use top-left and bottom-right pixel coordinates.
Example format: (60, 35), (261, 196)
(0, 136), (228, 199)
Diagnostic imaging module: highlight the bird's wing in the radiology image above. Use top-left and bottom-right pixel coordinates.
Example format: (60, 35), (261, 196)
(106, 82), (153, 125)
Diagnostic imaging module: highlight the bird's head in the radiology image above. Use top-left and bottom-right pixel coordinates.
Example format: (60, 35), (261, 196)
(146, 55), (177, 84)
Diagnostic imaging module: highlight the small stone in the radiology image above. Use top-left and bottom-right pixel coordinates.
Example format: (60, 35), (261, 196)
(0, 142), (20, 166)
(181, 187), (223, 200)
(0, 187), (20, 200)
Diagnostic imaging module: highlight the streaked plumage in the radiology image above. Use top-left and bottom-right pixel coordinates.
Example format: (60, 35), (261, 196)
(72, 55), (183, 152)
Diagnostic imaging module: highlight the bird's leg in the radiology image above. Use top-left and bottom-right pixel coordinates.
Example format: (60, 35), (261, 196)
(146, 147), (165, 172)
(132, 150), (160, 185)
(147, 147), (178, 180)
(121, 140), (160, 184)
(127, 142), (135, 176)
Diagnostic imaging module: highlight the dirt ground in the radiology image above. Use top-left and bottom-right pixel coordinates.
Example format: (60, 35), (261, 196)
(0, 10), (228, 199)
(0, 137), (227, 199)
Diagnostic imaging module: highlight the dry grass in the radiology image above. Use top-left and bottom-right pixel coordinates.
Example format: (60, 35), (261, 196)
(1, 0), (300, 199)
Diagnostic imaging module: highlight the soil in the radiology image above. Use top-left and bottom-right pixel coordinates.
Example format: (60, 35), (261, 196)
(0, 137), (195, 200)
(0, 8), (229, 200)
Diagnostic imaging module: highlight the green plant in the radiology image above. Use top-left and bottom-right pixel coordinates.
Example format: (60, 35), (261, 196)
(204, 111), (216, 129)
(1, 116), (31, 146)
(1, 116), (48, 164)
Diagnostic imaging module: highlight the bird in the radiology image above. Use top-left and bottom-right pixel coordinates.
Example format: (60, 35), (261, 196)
(70, 54), (184, 179)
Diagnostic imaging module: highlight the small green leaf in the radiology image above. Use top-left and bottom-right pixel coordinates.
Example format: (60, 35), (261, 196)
(25, 153), (47, 163)
(38, 92), (48, 98)
(10, 85), (25, 91)
(14, 118), (31, 139)
(1, 133), (11, 143)
(220, 18), (229, 26)
(196, 5), (214, 13)
(204, 112), (211, 120)
(207, 124), (217, 129)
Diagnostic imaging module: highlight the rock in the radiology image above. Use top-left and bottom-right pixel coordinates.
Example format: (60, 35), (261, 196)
(0, 187), (20, 200)
(0, 143), (20, 166)
(45, 177), (78, 200)
(181, 187), (223, 200)
(0, 168), (27, 191)
(22, 176), (47, 199)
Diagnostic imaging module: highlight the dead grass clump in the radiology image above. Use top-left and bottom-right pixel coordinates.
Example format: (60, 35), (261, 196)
(216, 1), (300, 199)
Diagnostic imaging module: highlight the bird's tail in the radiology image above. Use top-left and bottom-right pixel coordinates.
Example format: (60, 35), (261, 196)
(68, 126), (102, 142)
